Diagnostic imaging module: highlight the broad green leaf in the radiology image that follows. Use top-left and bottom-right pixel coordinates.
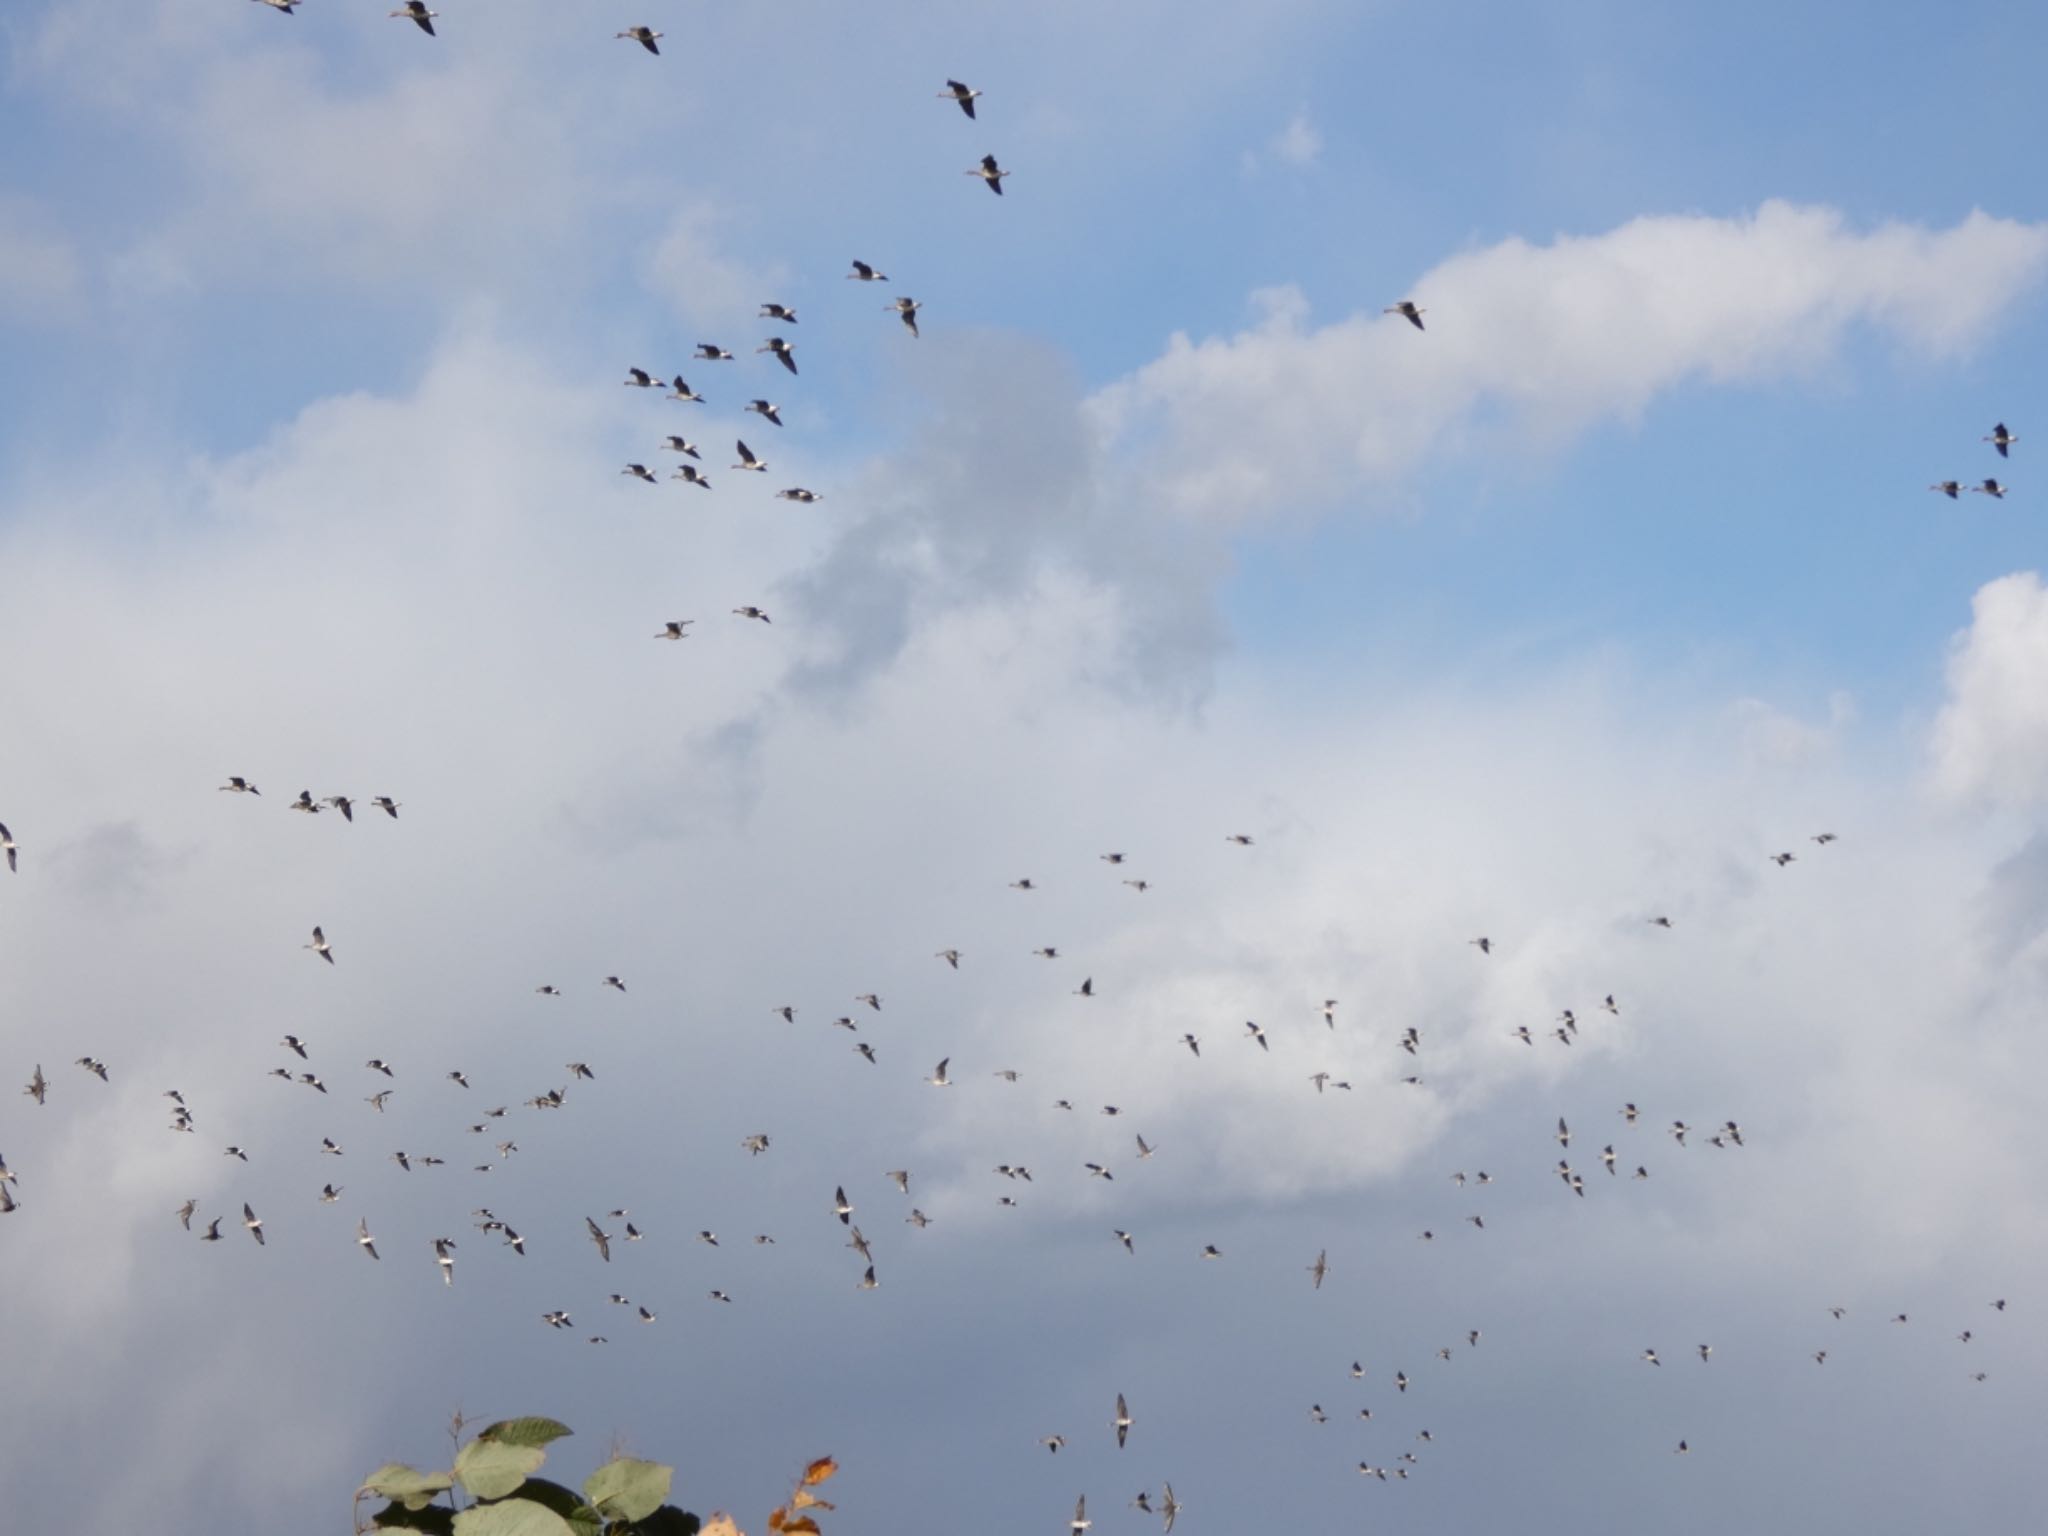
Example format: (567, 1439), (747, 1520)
(507, 1477), (601, 1536)
(452, 1498), (576, 1536)
(477, 1418), (574, 1450)
(371, 1500), (457, 1533)
(455, 1437), (547, 1501)
(584, 1458), (674, 1524)
(362, 1464), (457, 1512)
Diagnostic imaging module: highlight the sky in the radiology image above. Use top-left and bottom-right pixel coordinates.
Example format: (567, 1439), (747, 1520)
(1, 2), (2046, 1533)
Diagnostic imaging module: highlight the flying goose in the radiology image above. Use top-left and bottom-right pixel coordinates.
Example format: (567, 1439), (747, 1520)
(666, 377), (704, 402)
(1384, 300), (1426, 330)
(745, 399), (783, 426)
(1307, 1250), (1328, 1289)
(671, 463), (711, 488)
(625, 367), (659, 388)
(655, 621), (692, 640)
(289, 790), (319, 814)
(732, 606), (772, 623)
(242, 1202), (265, 1245)
(940, 80), (982, 118)
(23, 1064), (46, 1104)
(305, 926), (334, 964)
(218, 777), (260, 795)
(967, 154), (1009, 194)
(389, 3), (436, 36)
(758, 337), (798, 375)
(622, 463), (658, 484)
(759, 303), (797, 323)
(1930, 480), (1962, 498)
(694, 344), (733, 362)
(733, 440), (767, 471)
(616, 27), (661, 54)
(1973, 478), (2008, 498)
(1986, 422), (2017, 457)
(848, 261), (888, 281)
(889, 297), (921, 337)
(1112, 1393), (1132, 1448)
(358, 1218), (380, 1260)
(585, 1216), (613, 1262)
(661, 436), (701, 458)
(776, 487), (822, 503)
(370, 796), (400, 818)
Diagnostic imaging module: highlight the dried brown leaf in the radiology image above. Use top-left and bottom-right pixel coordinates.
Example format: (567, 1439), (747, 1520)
(801, 1459), (838, 1488)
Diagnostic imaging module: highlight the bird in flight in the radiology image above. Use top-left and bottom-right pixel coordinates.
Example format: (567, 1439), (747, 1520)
(23, 1065), (46, 1105)
(940, 80), (982, 118)
(388, 3), (436, 36)
(848, 260), (888, 282)
(1985, 422), (2018, 457)
(655, 621), (692, 640)
(357, 1219), (379, 1260)
(585, 1217), (612, 1262)
(1069, 1494), (1091, 1534)
(968, 154), (1010, 195)
(219, 777), (260, 795)
(1307, 1250), (1328, 1289)
(1112, 1393), (1132, 1448)
(242, 1203), (265, 1246)
(758, 337), (799, 375)
(889, 297), (921, 337)
(616, 26), (661, 54)
(1384, 300), (1426, 330)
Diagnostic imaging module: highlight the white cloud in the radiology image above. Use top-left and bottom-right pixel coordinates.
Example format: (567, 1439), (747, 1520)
(1091, 203), (2048, 521)
(1271, 108), (1323, 167)
(1930, 571), (2048, 809)
(640, 207), (779, 336)
(0, 314), (2045, 1533)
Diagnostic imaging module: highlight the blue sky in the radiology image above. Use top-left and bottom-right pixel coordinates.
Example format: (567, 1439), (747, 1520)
(2, 4), (2047, 1535)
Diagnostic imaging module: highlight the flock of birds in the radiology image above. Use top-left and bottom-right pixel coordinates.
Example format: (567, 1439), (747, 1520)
(0, 6), (2025, 1531)
(1928, 421), (2019, 500)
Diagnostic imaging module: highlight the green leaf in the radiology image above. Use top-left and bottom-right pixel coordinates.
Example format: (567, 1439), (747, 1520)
(452, 1499), (576, 1536)
(362, 1465), (457, 1512)
(583, 1459), (674, 1524)
(507, 1477), (601, 1536)
(623, 1509), (702, 1536)
(477, 1418), (575, 1450)
(455, 1438), (548, 1501)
